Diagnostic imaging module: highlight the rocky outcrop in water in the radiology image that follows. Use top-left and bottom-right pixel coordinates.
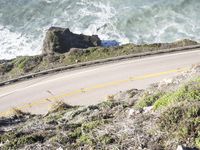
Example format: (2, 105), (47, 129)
(42, 27), (101, 55)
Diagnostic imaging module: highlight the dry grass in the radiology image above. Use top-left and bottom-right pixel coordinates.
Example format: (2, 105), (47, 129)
(49, 100), (73, 113)
(106, 95), (115, 101)
(10, 108), (29, 117)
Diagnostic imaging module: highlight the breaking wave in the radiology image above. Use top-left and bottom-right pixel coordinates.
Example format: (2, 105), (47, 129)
(0, 0), (200, 59)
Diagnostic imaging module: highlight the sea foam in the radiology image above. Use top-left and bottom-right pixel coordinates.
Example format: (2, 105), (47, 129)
(0, 0), (200, 59)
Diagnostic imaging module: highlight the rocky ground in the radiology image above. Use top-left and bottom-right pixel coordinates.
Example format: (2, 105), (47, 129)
(0, 64), (199, 150)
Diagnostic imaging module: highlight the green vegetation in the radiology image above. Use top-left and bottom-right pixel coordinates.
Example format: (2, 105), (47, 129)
(13, 56), (30, 70)
(133, 76), (200, 148)
(0, 113), (109, 149)
(195, 135), (200, 148)
(135, 77), (200, 110)
(49, 119), (108, 147)
(68, 127), (82, 140)
(0, 72), (199, 149)
(135, 91), (164, 109)
(0, 39), (198, 82)
(79, 134), (93, 145)
(158, 102), (200, 148)
(154, 80), (200, 110)
(0, 131), (52, 149)
(12, 56), (42, 72)
(99, 134), (115, 145)
(64, 39), (198, 65)
(82, 120), (103, 132)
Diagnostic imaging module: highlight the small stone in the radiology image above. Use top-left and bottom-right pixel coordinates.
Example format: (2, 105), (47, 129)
(176, 145), (195, 150)
(75, 59), (80, 63)
(127, 108), (135, 118)
(143, 106), (153, 113)
(56, 147), (64, 150)
(69, 48), (84, 55)
(0, 143), (4, 147)
(177, 145), (184, 150)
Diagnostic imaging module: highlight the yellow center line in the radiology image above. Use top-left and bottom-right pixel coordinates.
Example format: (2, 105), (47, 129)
(0, 67), (188, 117)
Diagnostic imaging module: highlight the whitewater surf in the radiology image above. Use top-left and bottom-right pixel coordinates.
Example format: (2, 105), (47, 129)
(0, 0), (200, 59)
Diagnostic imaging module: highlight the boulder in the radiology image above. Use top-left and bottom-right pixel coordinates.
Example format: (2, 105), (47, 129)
(42, 27), (101, 55)
(0, 63), (13, 75)
(68, 48), (84, 55)
(176, 145), (199, 150)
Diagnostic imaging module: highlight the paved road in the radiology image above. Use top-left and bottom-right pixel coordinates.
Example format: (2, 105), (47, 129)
(0, 50), (200, 116)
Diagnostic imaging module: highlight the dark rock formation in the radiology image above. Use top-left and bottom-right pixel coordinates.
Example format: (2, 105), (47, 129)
(0, 63), (13, 75)
(177, 145), (199, 150)
(42, 27), (101, 55)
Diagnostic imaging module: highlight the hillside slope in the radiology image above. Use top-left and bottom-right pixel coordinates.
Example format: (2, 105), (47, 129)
(0, 64), (200, 150)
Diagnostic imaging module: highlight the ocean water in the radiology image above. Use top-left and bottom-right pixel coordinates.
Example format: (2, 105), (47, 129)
(0, 0), (200, 59)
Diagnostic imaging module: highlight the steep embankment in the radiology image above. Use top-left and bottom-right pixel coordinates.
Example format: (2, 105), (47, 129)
(0, 64), (199, 150)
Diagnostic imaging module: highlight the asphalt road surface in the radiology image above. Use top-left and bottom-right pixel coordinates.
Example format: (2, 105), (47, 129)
(0, 49), (200, 116)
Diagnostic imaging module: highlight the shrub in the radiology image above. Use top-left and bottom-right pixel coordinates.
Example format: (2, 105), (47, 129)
(79, 134), (93, 145)
(154, 82), (200, 110)
(1, 133), (45, 149)
(49, 100), (74, 113)
(10, 108), (30, 118)
(157, 102), (200, 148)
(135, 92), (164, 109)
(82, 120), (103, 132)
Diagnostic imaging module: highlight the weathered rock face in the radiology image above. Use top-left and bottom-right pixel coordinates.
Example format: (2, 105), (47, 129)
(0, 63), (13, 75)
(42, 27), (101, 55)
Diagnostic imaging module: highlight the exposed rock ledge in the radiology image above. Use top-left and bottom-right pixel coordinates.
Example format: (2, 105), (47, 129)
(42, 27), (101, 55)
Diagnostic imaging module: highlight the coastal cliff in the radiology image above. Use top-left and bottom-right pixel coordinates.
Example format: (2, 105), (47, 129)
(0, 28), (198, 82)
